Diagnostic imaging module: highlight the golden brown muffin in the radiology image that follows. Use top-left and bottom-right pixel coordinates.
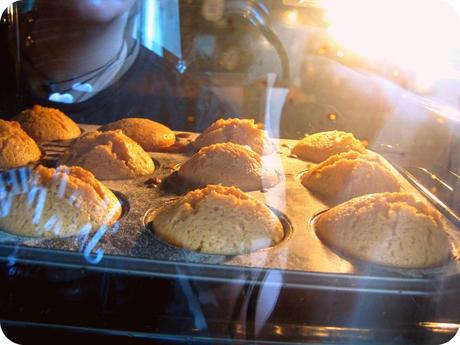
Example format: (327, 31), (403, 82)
(152, 185), (284, 255)
(301, 151), (401, 203)
(315, 192), (452, 268)
(58, 130), (155, 180)
(177, 142), (279, 191)
(194, 118), (274, 155)
(0, 120), (41, 169)
(99, 118), (175, 151)
(292, 130), (366, 162)
(0, 165), (121, 238)
(14, 105), (81, 142)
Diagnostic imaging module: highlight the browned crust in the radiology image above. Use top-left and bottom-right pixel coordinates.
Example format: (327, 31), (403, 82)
(193, 118), (273, 155)
(33, 164), (122, 226)
(301, 151), (401, 203)
(0, 119), (41, 169)
(152, 185), (284, 255)
(292, 130), (366, 162)
(14, 105), (81, 142)
(315, 192), (451, 268)
(59, 130), (155, 180)
(178, 142), (278, 191)
(99, 118), (175, 151)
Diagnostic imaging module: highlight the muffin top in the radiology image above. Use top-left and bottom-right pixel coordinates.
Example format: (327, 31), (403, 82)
(178, 142), (278, 191)
(301, 151), (401, 203)
(99, 117), (175, 151)
(0, 119), (41, 169)
(0, 164), (122, 238)
(292, 130), (366, 162)
(59, 130), (155, 180)
(315, 192), (452, 268)
(14, 105), (81, 142)
(33, 165), (122, 227)
(152, 185), (284, 255)
(194, 118), (274, 155)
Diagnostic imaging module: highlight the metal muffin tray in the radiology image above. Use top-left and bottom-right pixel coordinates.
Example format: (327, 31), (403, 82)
(2, 124), (460, 344)
(3, 124), (460, 281)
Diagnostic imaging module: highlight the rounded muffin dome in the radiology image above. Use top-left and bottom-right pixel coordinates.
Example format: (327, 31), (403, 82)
(58, 130), (155, 180)
(0, 165), (121, 238)
(0, 120), (41, 169)
(315, 192), (452, 268)
(99, 117), (175, 151)
(178, 142), (279, 191)
(292, 130), (366, 162)
(14, 105), (81, 142)
(152, 185), (284, 255)
(301, 151), (401, 203)
(194, 118), (274, 155)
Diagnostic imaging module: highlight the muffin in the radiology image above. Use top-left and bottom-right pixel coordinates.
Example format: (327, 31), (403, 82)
(177, 142), (279, 191)
(99, 117), (175, 151)
(194, 118), (274, 155)
(0, 120), (41, 169)
(292, 130), (366, 162)
(301, 151), (401, 203)
(58, 130), (155, 180)
(0, 165), (121, 238)
(315, 192), (452, 268)
(14, 105), (81, 142)
(152, 185), (284, 255)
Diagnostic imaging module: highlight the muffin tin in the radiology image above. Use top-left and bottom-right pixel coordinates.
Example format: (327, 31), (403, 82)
(3, 124), (459, 280)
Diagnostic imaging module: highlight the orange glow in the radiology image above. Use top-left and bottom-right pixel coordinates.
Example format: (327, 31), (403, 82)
(418, 322), (460, 333)
(327, 112), (337, 121)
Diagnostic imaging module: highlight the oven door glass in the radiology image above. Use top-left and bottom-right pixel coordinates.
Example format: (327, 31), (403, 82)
(0, 1), (460, 344)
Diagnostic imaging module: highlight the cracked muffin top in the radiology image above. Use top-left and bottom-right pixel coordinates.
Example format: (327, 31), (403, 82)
(58, 130), (154, 180)
(315, 192), (452, 268)
(194, 118), (274, 155)
(292, 130), (366, 162)
(178, 142), (279, 191)
(152, 185), (284, 255)
(0, 164), (121, 238)
(301, 151), (401, 203)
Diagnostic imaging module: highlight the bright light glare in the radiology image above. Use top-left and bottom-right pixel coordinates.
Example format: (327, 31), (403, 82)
(284, 10), (299, 26)
(323, 0), (460, 90)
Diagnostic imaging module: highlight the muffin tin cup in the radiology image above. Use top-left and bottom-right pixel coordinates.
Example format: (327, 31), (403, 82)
(143, 199), (293, 257)
(309, 209), (458, 277)
(110, 190), (131, 219)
